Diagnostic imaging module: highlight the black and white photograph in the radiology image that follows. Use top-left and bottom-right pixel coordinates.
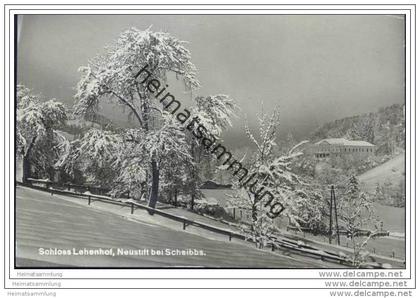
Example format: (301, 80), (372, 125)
(14, 13), (407, 269)
(2, 2), (417, 297)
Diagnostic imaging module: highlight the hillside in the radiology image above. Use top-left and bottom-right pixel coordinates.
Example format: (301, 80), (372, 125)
(311, 104), (405, 156)
(307, 104), (406, 208)
(358, 153), (405, 192)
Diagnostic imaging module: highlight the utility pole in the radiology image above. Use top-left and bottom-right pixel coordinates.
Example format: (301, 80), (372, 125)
(332, 185), (340, 245)
(329, 185), (333, 244)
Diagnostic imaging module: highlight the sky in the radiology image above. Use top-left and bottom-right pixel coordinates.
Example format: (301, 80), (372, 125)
(17, 14), (405, 148)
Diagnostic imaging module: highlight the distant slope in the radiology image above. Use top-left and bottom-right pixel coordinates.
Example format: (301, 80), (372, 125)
(16, 186), (326, 268)
(311, 104), (405, 156)
(358, 153), (405, 192)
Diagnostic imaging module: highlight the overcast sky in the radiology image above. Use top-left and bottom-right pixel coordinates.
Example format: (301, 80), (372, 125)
(17, 14), (405, 148)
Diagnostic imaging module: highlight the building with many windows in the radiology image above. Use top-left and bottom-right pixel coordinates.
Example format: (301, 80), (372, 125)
(308, 138), (375, 160)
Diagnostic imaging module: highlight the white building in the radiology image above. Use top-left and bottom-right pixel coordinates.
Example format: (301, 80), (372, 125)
(308, 138), (375, 160)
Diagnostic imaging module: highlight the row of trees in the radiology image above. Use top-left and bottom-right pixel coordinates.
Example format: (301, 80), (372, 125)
(223, 109), (381, 266)
(16, 28), (238, 210)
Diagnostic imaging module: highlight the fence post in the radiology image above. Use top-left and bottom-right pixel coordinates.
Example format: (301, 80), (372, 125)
(233, 208), (236, 220)
(131, 203), (134, 214)
(183, 220), (187, 230)
(47, 182), (53, 196)
(88, 195), (91, 205)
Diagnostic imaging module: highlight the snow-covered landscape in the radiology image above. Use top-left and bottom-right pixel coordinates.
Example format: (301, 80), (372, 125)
(17, 186), (344, 268)
(15, 15), (406, 269)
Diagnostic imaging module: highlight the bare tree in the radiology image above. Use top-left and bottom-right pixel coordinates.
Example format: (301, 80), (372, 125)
(228, 108), (308, 247)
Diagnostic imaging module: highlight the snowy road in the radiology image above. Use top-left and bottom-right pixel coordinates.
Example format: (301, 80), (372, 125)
(15, 186), (334, 268)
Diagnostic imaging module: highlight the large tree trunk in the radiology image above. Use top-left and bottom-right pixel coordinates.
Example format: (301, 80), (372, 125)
(22, 154), (31, 184)
(147, 159), (159, 213)
(190, 141), (199, 211)
(190, 193), (195, 211)
(22, 135), (37, 184)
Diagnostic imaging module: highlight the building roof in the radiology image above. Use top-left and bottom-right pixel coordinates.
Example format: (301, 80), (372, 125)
(314, 138), (375, 147)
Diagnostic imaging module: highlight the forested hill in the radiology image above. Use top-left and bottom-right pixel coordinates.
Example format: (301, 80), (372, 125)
(310, 103), (405, 156)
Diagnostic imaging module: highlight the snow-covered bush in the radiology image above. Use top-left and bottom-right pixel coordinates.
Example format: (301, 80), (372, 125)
(193, 198), (230, 219)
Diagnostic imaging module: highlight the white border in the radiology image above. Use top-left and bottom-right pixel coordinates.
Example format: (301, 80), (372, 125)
(2, 4), (416, 290)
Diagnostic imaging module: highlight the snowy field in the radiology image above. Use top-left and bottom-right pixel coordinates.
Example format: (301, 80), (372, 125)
(15, 186), (338, 268)
(358, 153), (406, 234)
(373, 203), (405, 234)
